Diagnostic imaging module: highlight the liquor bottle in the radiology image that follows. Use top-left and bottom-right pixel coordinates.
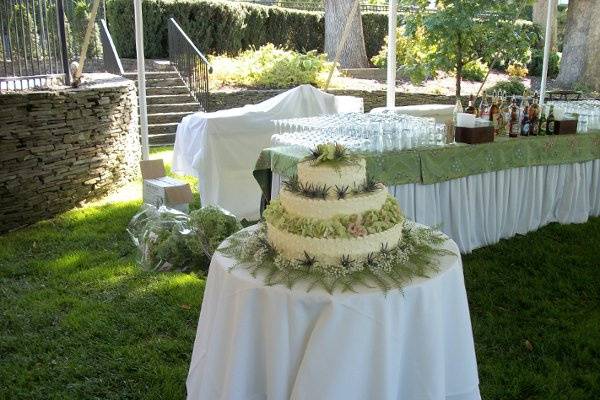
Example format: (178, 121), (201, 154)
(546, 105), (555, 135)
(509, 97), (519, 138)
(499, 97), (509, 136)
(489, 97), (500, 135)
(538, 107), (547, 135)
(479, 96), (489, 119)
(520, 98), (530, 136)
(529, 94), (540, 136)
(465, 95), (477, 115)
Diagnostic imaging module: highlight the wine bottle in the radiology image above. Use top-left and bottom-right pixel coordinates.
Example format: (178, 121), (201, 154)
(538, 107), (547, 135)
(479, 96), (489, 119)
(546, 105), (555, 135)
(529, 94), (540, 136)
(489, 97), (500, 135)
(466, 95), (477, 115)
(521, 98), (530, 136)
(509, 97), (519, 138)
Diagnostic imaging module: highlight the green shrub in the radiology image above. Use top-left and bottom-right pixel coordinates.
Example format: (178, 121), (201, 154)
(371, 26), (436, 83)
(362, 12), (389, 63)
(507, 63), (529, 78)
(484, 78), (527, 96)
(528, 48), (560, 78)
(461, 59), (489, 82)
(209, 44), (335, 89)
(106, 0), (388, 59)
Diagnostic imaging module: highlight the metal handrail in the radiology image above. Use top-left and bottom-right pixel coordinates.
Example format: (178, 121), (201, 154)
(99, 19), (124, 75)
(168, 18), (211, 111)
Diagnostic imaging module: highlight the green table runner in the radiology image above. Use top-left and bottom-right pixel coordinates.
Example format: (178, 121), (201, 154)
(254, 132), (600, 196)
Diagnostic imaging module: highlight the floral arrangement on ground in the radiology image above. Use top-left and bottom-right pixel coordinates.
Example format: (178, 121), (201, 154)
(219, 222), (455, 293)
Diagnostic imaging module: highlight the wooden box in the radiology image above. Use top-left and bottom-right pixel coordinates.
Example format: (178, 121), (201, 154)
(553, 119), (578, 135)
(454, 126), (494, 144)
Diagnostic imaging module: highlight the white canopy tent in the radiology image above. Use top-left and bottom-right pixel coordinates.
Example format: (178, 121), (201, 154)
(384, 0), (556, 107)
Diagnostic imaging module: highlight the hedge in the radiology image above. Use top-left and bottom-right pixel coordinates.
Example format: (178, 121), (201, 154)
(106, 0), (389, 60)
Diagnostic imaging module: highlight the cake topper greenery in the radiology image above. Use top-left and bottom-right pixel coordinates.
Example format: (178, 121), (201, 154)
(302, 142), (360, 168)
(281, 175), (382, 200)
(219, 222), (454, 294)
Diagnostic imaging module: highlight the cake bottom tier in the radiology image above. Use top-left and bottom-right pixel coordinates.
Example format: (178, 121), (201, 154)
(267, 223), (404, 266)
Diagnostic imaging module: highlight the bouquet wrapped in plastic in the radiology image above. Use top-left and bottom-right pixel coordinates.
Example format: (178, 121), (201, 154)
(127, 204), (242, 272)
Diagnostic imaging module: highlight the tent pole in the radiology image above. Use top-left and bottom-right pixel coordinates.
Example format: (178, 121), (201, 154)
(134, 0), (149, 160)
(539, 0), (554, 107)
(386, 0), (397, 109)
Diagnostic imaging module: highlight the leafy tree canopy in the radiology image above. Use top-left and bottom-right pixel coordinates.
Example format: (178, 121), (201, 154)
(401, 0), (537, 97)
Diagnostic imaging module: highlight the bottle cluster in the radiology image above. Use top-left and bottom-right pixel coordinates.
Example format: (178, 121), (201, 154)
(457, 92), (560, 137)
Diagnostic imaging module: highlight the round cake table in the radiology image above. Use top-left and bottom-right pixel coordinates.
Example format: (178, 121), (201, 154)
(187, 224), (481, 400)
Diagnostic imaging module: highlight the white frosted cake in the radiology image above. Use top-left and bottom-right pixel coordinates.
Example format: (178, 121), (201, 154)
(263, 144), (405, 269)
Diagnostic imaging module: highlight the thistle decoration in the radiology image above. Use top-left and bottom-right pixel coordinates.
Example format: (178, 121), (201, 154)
(297, 251), (317, 269)
(340, 254), (355, 269)
(363, 176), (380, 193)
(302, 142), (359, 167)
(335, 185), (350, 199)
(282, 175), (301, 193)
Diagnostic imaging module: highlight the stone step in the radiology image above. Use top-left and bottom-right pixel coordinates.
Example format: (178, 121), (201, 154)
(121, 59), (174, 73)
(149, 133), (176, 145)
(146, 86), (190, 96)
(123, 71), (180, 81)
(148, 102), (200, 113)
(148, 111), (193, 125)
(128, 76), (184, 87)
(146, 94), (194, 105)
(148, 122), (179, 135)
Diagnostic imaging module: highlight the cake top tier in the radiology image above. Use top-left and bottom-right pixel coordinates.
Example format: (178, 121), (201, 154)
(297, 143), (366, 189)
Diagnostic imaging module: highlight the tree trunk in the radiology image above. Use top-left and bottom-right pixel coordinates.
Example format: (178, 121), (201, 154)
(532, 0), (558, 50)
(324, 0), (369, 68)
(556, 0), (600, 90)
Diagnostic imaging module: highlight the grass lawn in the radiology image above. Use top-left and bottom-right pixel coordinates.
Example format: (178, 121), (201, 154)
(1, 147), (599, 399)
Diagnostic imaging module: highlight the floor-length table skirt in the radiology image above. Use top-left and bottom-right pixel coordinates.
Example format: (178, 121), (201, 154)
(187, 226), (480, 400)
(272, 160), (600, 253)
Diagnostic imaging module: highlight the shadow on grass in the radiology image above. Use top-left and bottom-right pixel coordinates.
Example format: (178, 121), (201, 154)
(0, 200), (205, 400)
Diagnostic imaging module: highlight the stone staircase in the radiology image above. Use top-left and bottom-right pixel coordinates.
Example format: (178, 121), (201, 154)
(123, 59), (201, 146)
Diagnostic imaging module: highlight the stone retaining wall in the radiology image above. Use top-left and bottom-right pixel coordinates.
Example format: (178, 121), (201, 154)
(0, 74), (140, 233)
(209, 89), (458, 112)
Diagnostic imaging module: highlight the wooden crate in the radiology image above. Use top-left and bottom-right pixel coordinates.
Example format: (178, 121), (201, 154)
(454, 126), (494, 144)
(553, 119), (578, 135)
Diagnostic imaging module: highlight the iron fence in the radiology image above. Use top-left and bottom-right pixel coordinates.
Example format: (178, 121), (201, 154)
(1, 0), (69, 90)
(1, 0), (120, 91)
(168, 18), (211, 111)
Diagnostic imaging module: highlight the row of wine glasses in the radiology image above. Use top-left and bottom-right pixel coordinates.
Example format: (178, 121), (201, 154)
(547, 100), (600, 133)
(272, 112), (447, 152)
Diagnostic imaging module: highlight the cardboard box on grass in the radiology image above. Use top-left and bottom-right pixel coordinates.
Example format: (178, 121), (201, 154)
(140, 159), (193, 213)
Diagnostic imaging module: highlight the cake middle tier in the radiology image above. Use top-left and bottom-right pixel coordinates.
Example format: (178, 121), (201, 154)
(267, 223), (404, 265)
(297, 158), (366, 189)
(280, 187), (389, 219)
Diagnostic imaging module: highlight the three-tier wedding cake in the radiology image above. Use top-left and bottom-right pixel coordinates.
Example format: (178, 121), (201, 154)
(263, 143), (405, 273)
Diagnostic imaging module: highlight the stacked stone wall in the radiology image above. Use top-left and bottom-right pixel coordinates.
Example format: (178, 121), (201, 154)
(209, 89), (460, 112)
(0, 74), (140, 233)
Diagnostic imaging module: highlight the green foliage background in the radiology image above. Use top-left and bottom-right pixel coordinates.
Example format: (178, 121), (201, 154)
(106, 0), (388, 59)
(209, 44), (335, 89)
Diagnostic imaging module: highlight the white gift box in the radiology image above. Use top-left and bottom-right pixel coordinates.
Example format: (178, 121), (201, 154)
(140, 159), (193, 213)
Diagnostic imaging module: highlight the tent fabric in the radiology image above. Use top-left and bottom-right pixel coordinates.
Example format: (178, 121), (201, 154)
(172, 85), (357, 219)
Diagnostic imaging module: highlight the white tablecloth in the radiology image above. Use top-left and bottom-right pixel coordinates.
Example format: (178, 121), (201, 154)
(187, 225), (480, 400)
(272, 160), (600, 253)
(172, 85), (360, 220)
